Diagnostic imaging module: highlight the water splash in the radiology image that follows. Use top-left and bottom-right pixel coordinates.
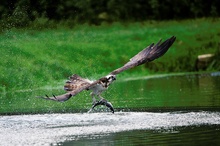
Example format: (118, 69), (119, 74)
(0, 111), (220, 146)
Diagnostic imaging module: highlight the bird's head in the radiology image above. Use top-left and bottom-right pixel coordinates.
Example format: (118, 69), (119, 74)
(105, 74), (116, 83)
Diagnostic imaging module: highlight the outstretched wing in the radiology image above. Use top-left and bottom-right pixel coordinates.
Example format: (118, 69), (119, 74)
(37, 36), (176, 102)
(110, 36), (176, 75)
(37, 74), (98, 102)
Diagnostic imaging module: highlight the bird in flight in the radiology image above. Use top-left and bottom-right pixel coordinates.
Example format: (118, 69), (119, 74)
(37, 36), (176, 113)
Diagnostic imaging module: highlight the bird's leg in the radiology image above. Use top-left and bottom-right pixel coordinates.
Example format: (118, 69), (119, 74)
(90, 92), (97, 105)
(88, 93), (98, 113)
(97, 94), (104, 100)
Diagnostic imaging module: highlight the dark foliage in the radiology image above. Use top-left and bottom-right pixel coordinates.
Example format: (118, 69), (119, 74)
(0, 0), (220, 28)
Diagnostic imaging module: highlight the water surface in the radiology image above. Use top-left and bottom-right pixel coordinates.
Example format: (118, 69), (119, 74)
(0, 72), (220, 145)
(1, 111), (220, 146)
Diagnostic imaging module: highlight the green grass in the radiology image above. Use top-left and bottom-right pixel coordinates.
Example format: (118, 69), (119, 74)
(0, 18), (220, 93)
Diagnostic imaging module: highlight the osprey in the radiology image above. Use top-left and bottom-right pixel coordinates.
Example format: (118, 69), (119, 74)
(37, 36), (176, 113)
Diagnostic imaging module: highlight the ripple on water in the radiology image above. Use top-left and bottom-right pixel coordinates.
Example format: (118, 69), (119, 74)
(0, 111), (220, 146)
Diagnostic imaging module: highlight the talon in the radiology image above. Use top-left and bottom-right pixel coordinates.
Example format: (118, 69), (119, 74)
(105, 101), (114, 113)
(92, 99), (114, 113)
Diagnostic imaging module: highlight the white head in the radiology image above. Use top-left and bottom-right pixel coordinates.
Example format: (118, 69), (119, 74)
(106, 74), (116, 83)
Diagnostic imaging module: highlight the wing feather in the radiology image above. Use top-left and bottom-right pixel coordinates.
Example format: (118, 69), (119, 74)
(110, 36), (176, 75)
(37, 36), (176, 102)
(36, 74), (99, 102)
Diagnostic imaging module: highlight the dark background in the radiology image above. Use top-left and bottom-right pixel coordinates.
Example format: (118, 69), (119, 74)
(1, 0), (220, 28)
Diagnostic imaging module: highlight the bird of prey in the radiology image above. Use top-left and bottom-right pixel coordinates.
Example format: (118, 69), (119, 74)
(37, 36), (176, 113)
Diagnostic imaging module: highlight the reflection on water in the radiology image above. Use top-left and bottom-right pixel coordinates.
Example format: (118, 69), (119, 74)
(1, 72), (220, 114)
(112, 72), (220, 112)
(0, 72), (220, 145)
(64, 125), (220, 146)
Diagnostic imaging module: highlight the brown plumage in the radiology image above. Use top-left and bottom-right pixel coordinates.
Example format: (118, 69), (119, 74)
(110, 36), (176, 75)
(37, 36), (176, 113)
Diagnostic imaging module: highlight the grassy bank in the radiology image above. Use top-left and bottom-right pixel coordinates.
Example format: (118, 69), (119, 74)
(0, 18), (220, 93)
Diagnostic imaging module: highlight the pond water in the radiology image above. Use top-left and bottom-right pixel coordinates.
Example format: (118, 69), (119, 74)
(0, 72), (220, 146)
